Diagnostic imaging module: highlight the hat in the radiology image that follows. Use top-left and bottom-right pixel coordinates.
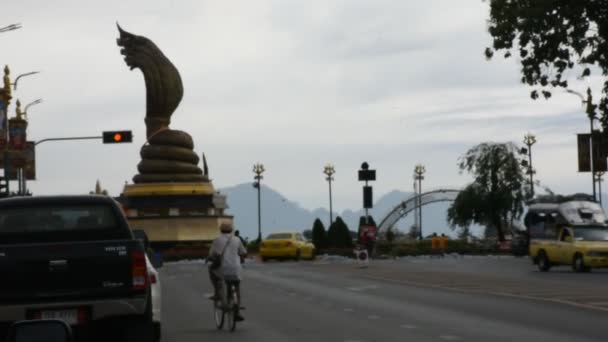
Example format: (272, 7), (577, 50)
(220, 223), (233, 233)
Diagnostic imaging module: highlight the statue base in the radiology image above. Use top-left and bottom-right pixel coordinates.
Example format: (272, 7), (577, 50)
(118, 181), (233, 259)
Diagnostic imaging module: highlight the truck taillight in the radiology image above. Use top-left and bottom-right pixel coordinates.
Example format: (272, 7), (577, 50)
(132, 250), (148, 290)
(149, 273), (157, 284)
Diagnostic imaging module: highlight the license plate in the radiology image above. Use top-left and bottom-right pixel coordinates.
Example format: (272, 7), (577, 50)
(39, 309), (79, 325)
(272, 244), (281, 249)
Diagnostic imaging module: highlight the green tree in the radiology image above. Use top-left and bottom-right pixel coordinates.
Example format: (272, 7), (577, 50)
(385, 226), (396, 243)
(302, 229), (313, 241)
(457, 226), (472, 241)
(311, 218), (327, 249)
(448, 142), (527, 242)
(484, 0), (608, 127)
(327, 216), (353, 248)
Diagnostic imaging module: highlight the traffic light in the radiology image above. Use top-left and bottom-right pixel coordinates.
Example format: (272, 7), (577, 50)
(103, 131), (132, 144)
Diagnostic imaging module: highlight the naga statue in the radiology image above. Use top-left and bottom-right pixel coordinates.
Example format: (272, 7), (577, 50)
(116, 24), (206, 183)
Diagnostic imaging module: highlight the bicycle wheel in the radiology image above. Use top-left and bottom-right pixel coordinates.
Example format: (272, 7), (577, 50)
(213, 299), (224, 329)
(228, 286), (238, 332)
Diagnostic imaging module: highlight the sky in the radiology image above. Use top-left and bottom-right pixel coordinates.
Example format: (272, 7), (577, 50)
(1, 0), (604, 212)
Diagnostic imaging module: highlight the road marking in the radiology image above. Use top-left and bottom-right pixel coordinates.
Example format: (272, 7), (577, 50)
(439, 335), (460, 340)
(346, 285), (379, 292)
(367, 314), (380, 320)
(400, 324), (416, 329)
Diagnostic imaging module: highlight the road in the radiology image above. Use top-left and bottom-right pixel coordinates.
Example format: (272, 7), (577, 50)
(160, 256), (608, 342)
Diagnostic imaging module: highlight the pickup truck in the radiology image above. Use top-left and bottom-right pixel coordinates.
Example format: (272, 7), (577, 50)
(530, 225), (608, 272)
(0, 195), (154, 342)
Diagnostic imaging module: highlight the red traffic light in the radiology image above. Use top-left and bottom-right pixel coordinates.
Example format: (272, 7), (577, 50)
(103, 131), (132, 144)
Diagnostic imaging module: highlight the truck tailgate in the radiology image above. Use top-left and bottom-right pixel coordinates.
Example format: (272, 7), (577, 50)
(0, 240), (142, 303)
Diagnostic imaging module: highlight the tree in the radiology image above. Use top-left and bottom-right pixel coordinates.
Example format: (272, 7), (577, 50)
(407, 225), (419, 240)
(327, 216), (353, 248)
(458, 226), (472, 241)
(311, 219), (327, 249)
(448, 142), (527, 242)
(302, 229), (313, 241)
(484, 0), (608, 127)
(385, 226), (396, 243)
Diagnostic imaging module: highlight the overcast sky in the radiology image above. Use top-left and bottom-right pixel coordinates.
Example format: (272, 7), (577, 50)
(1, 0), (602, 211)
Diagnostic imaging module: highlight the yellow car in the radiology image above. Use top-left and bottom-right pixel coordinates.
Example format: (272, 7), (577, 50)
(259, 232), (315, 261)
(531, 226), (608, 272)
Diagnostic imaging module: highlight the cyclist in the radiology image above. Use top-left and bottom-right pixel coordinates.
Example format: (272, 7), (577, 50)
(208, 223), (247, 321)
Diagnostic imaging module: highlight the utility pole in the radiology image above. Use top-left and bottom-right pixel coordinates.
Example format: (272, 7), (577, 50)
(567, 88), (598, 201)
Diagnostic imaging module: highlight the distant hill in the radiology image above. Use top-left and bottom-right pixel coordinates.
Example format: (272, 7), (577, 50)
(219, 183), (462, 240)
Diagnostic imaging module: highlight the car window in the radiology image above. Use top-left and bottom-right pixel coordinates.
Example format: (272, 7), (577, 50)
(266, 233), (293, 240)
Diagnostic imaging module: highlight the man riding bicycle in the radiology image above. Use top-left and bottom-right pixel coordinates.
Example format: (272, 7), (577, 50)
(208, 223), (247, 321)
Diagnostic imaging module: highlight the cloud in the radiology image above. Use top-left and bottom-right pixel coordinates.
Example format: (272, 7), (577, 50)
(2, 0), (599, 211)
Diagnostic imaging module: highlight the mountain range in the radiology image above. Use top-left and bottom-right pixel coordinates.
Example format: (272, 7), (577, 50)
(219, 183), (462, 241)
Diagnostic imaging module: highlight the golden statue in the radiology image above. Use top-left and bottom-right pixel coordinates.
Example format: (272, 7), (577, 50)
(3, 65), (11, 99)
(15, 99), (25, 120)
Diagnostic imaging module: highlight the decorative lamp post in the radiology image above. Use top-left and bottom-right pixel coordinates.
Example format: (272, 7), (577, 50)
(414, 164), (426, 240)
(522, 133), (537, 198)
(323, 164), (335, 226)
(253, 163), (265, 243)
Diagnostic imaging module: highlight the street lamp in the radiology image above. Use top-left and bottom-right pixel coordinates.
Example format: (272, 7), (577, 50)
(566, 88), (598, 201)
(323, 164), (336, 226)
(0, 23), (22, 33)
(414, 164), (426, 240)
(522, 133), (537, 198)
(253, 163), (265, 243)
(22, 98), (43, 120)
(13, 71), (40, 91)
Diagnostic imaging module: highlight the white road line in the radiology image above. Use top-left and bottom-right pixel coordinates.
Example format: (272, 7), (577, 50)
(400, 324), (416, 329)
(439, 335), (461, 340)
(367, 315), (380, 320)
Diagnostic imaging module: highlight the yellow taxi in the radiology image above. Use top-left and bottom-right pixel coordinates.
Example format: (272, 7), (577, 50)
(531, 226), (608, 272)
(259, 232), (315, 262)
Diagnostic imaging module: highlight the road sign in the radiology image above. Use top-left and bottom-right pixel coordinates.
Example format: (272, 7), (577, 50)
(363, 186), (373, 208)
(5, 142), (35, 180)
(577, 133), (607, 172)
(8, 117), (27, 150)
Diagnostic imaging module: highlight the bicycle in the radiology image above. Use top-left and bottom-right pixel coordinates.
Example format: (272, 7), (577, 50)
(213, 280), (240, 332)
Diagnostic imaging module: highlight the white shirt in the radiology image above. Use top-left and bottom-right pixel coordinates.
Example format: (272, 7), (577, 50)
(209, 233), (247, 280)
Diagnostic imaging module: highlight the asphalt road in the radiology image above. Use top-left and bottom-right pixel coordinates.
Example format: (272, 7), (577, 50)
(160, 257), (608, 342)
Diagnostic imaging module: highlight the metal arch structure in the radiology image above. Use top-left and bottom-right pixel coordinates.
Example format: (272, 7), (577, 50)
(377, 189), (461, 232)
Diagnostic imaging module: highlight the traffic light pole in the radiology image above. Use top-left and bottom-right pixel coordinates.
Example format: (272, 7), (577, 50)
(35, 136), (103, 146)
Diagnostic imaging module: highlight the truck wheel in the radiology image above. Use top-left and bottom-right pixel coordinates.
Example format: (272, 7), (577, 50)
(573, 253), (590, 273)
(295, 249), (301, 261)
(537, 250), (551, 272)
(153, 322), (161, 342)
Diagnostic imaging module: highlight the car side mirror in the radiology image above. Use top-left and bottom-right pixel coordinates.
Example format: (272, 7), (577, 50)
(8, 319), (72, 342)
(132, 229), (150, 250)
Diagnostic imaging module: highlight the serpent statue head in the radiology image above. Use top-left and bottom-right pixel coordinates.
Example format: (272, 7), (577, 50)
(116, 24), (184, 138)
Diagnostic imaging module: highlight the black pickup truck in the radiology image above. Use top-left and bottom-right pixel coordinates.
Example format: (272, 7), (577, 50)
(0, 195), (153, 342)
